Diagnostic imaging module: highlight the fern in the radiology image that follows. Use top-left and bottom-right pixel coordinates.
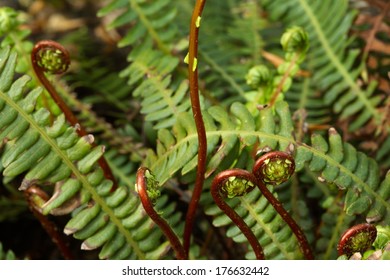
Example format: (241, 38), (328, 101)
(0, 46), (179, 259)
(261, 0), (383, 132)
(0, 0), (389, 260)
(142, 95), (390, 258)
(98, 0), (188, 129)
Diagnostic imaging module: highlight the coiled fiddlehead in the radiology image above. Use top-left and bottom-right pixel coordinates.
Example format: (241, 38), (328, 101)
(253, 151), (295, 185)
(31, 40), (117, 189)
(136, 167), (186, 260)
(211, 151), (314, 259)
(211, 169), (265, 259)
(337, 223), (377, 258)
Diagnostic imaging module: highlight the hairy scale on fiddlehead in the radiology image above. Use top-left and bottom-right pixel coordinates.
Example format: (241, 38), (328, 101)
(337, 223), (377, 258)
(136, 167), (186, 260)
(211, 169), (265, 260)
(31, 40), (117, 190)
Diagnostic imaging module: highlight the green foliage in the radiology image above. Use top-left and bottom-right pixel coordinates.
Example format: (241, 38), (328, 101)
(261, 0), (383, 132)
(0, 0), (389, 260)
(0, 46), (177, 259)
(0, 242), (16, 260)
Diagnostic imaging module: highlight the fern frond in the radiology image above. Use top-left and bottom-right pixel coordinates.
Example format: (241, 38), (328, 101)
(98, 0), (177, 53)
(99, 1), (189, 129)
(295, 128), (390, 222)
(146, 97), (389, 223)
(0, 46), (179, 259)
(262, 0), (383, 132)
(121, 46), (190, 129)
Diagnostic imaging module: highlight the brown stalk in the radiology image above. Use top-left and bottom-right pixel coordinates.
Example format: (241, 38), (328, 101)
(183, 0), (208, 256)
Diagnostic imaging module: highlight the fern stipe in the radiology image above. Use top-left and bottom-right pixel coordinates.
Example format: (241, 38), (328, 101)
(183, 0), (208, 256)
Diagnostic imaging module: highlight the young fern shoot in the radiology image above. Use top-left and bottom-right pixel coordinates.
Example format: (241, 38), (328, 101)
(252, 151), (314, 260)
(136, 167), (186, 260)
(31, 40), (117, 189)
(211, 169), (265, 260)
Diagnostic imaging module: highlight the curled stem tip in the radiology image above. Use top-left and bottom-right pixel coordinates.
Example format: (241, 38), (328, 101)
(338, 223), (377, 257)
(136, 167), (186, 260)
(211, 169), (265, 260)
(31, 40), (117, 190)
(32, 40), (70, 74)
(253, 151), (295, 185)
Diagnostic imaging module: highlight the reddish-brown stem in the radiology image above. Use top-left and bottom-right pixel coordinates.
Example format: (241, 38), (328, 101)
(211, 169), (265, 260)
(136, 167), (186, 260)
(24, 186), (74, 260)
(183, 0), (208, 256)
(254, 179), (313, 259)
(31, 40), (117, 190)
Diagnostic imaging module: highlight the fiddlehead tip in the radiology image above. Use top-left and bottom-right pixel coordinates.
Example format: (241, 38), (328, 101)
(136, 167), (161, 205)
(246, 65), (272, 89)
(214, 169), (256, 198)
(280, 26), (309, 54)
(253, 151), (295, 185)
(337, 223), (377, 257)
(32, 40), (70, 75)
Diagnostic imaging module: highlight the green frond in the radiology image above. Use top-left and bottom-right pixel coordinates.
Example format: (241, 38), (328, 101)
(295, 128), (390, 222)
(121, 46), (190, 129)
(0, 46), (178, 259)
(262, 0), (383, 131)
(315, 201), (356, 259)
(99, 1), (189, 129)
(99, 0), (177, 53)
(194, 0), (266, 102)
